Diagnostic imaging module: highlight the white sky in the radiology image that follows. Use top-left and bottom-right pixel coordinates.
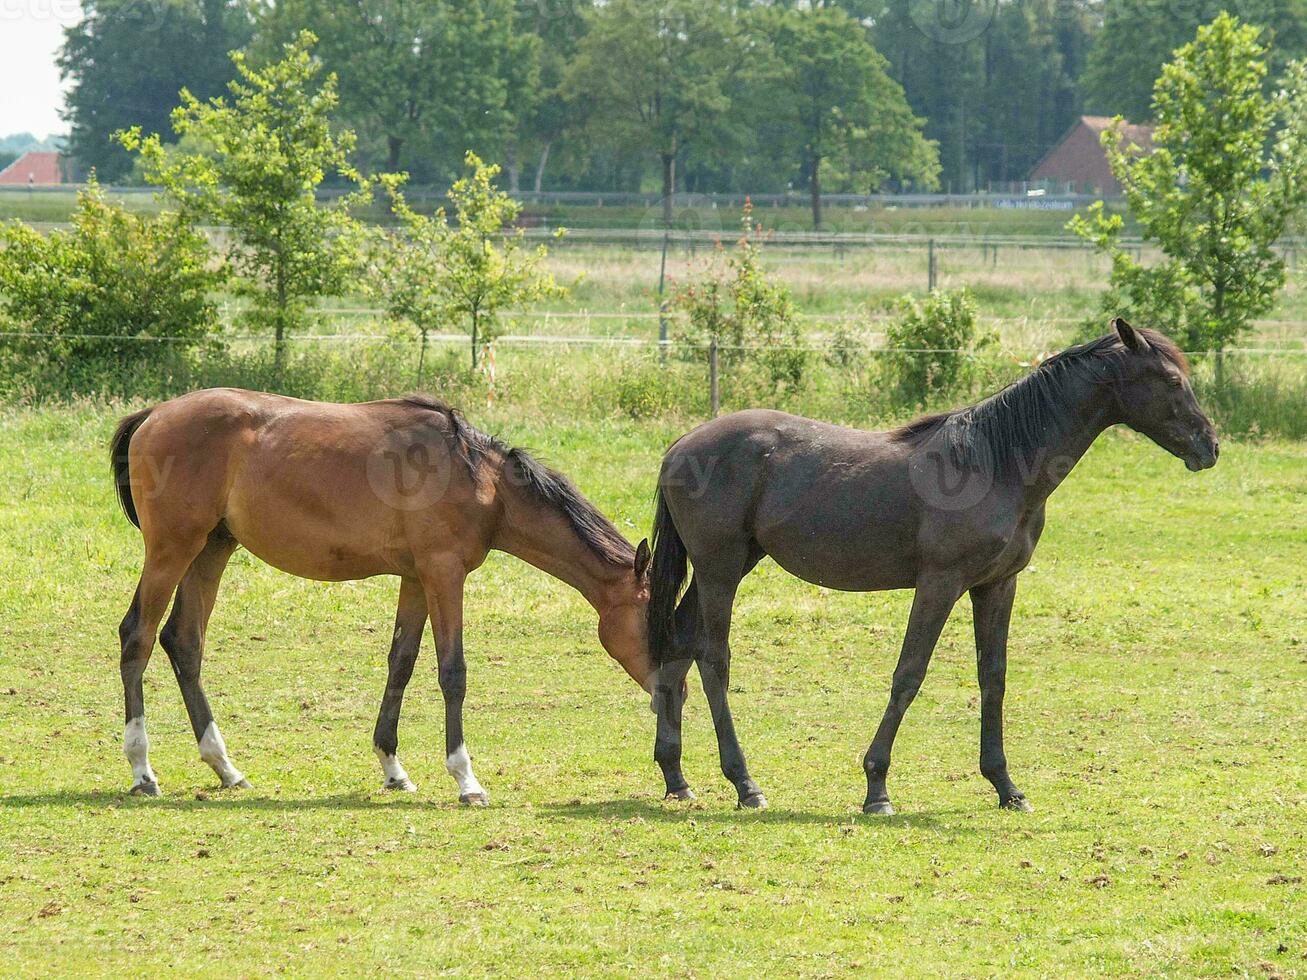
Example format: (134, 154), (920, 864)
(0, 0), (82, 138)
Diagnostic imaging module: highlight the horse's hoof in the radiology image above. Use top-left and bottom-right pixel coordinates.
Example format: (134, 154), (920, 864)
(459, 791), (489, 806)
(384, 776), (417, 792)
(1000, 795), (1033, 812)
(664, 787), (696, 801)
(222, 776), (253, 790)
(862, 800), (895, 815)
(130, 779), (161, 798)
(738, 792), (768, 810)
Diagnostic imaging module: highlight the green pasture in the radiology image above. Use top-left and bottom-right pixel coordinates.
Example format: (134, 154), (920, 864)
(0, 403), (1303, 975)
(0, 187), (1086, 236)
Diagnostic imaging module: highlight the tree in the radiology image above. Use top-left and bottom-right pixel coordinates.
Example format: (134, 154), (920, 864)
(0, 177), (224, 391)
(375, 153), (563, 370)
(758, 5), (938, 229)
(871, 0), (1093, 191)
(368, 180), (448, 385)
(260, 0), (531, 180)
(566, 0), (751, 227)
(119, 30), (374, 374)
(973, 0), (1089, 184)
(510, 0), (589, 192)
(1069, 14), (1307, 379)
(59, 0), (253, 181)
(1082, 0), (1307, 121)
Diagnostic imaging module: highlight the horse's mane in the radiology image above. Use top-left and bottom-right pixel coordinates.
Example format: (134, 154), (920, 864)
(890, 328), (1188, 470)
(398, 394), (634, 568)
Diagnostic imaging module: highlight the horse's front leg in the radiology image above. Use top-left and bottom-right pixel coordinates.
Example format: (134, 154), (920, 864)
(970, 576), (1031, 811)
(372, 576), (429, 791)
(863, 577), (962, 814)
(419, 561), (487, 806)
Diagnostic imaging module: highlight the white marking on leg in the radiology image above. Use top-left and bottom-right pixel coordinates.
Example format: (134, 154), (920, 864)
(374, 746), (415, 790)
(445, 743), (485, 798)
(198, 721), (246, 788)
(124, 716), (157, 788)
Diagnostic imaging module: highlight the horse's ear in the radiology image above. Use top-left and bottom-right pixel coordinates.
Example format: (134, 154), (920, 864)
(634, 538), (651, 579)
(1113, 316), (1147, 353)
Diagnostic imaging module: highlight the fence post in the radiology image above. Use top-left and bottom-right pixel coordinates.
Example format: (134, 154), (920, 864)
(657, 226), (670, 363)
(927, 238), (937, 291)
(709, 339), (719, 417)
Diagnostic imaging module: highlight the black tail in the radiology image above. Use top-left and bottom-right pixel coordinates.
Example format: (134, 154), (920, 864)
(648, 487), (689, 665)
(111, 408), (152, 529)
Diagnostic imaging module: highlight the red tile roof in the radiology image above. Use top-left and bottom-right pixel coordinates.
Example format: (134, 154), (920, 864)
(1028, 117), (1154, 195)
(0, 151), (64, 186)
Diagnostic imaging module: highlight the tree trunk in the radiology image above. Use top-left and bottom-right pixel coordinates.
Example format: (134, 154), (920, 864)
(661, 151), (676, 229)
(470, 311), (479, 370)
(810, 156), (822, 232)
(274, 256), (288, 379)
(1213, 278), (1227, 387)
(505, 140), (520, 194)
(387, 135), (403, 173)
(533, 140), (552, 193)
(416, 328), (428, 387)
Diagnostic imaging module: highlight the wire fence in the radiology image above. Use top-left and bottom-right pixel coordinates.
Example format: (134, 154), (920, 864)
(3, 328), (1306, 357)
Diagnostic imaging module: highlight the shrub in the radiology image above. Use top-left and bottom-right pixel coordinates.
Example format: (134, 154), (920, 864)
(0, 178), (224, 396)
(884, 288), (989, 405)
(671, 202), (806, 389)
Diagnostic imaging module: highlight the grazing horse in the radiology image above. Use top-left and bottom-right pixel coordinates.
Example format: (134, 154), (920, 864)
(110, 389), (652, 800)
(647, 320), (1218, 813)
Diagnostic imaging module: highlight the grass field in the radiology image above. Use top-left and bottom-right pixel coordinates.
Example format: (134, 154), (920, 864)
(0, 187), (1090, 235)
(0, 403), (1303, 976)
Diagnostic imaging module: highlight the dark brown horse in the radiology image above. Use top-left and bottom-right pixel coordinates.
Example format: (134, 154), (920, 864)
(111, 389), (652, 800)
(647, 320), (1219, 813)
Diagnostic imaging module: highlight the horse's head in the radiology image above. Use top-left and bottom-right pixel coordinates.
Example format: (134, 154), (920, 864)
(1109, 318), (1219, 472)
(597, 538), (658, 693)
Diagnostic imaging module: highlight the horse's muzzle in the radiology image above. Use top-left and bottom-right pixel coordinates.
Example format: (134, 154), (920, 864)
(1185, 434), (1219, 471)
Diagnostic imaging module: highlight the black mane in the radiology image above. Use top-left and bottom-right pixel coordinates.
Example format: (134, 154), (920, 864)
(891, 328), (1187, 471)
(399, 395), (634, 567)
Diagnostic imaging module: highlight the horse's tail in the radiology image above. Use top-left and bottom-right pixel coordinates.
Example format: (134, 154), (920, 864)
(111, 408), (152, 530)
(647, 486), (689, 665)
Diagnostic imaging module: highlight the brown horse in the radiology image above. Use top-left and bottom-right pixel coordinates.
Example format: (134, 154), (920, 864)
(111, 389), (652, 800)
(647, 320), (1219, 813)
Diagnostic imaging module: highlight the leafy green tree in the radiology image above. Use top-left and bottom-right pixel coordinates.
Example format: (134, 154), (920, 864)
(0, 177), (224, 391)
(1083, 0), (1307, 121)
(758, 5), (938, 229)
(119, 30), (374, 374)
(510, 0), (588, 192)
(566, 0), (751, 226)
(59, 0), (253, 181)
(870, 0), (1093, 190)
(1070, 14), (1307, 378)
(973, 0), (1088, 183)
(260, 0), (531, 180)
(375, 153), (563, 370)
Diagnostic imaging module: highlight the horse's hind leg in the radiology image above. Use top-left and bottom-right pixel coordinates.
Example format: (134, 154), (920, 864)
(372, 576), (428, 791)
(417, 560), (487, 805)
(654, 653), (695, 800)
(120, 538), (207, 796)
(159, 532), (246, 789)
(692, 545), (767, 809)
(653, 579), (699, 800)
